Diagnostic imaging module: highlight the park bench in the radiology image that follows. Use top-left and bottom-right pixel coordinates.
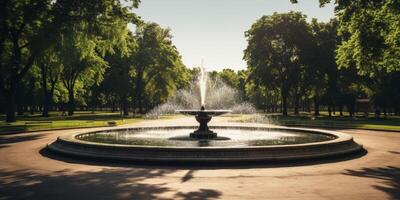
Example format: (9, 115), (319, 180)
(24, 121), (53, 125)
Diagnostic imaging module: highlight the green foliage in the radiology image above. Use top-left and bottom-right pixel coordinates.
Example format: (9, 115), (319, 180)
(244, 12), (313, 115)
(0, 0), (141, 121)
(335, 0), (400, 75)
(219, 69), (240, 88)
(2, 0), (400, 122)
(132, 22), (190, 111)
(307, 19), (339, 104)
(293, 0), (400, 75)
(59, 23), (109, 89)
(287, 1), (400, 116)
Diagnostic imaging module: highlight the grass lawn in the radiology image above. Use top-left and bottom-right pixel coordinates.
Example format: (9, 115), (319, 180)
(0, 111), (149, 134)
(2, 111), (399, 134)
(232, 112), (400, 131)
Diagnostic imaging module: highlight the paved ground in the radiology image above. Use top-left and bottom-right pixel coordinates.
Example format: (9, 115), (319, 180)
(0, 116), (399, 200)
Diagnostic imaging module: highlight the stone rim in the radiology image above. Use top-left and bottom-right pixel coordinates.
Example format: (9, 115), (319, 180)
(47, 126), (363, 162)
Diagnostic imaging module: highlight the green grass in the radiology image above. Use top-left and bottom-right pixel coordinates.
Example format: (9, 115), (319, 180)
(0, 111), (147, 134)
(2, 111), (399, 134)
(232, 113), (400, 131)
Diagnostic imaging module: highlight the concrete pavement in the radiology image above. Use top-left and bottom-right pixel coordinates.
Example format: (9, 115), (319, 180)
(0, 116), (399, 200)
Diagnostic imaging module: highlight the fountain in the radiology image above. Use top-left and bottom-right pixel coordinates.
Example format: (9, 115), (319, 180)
(176, 67), (232, 139)
(177, 106), (230, 139)
(47, 66), (363, 163)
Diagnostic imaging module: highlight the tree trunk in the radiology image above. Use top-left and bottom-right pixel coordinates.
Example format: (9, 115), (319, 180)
(29, 77), (35, 115)
(349, 103), (355, 117)
(383, 105), (387, 117)
(328, 104), (332, 117)
(281, 90), (288, 116)
(314, 97), (320, 116)
(333, 104), (336, 115)
(111, 101), (116, 112)
(5, 91), (16, 122)
(339, 105), (343, 116)
(306, 99), (311, 113)
(294, 94), (300, 116)
(135, 69), (144, 114)
(67, 88), (75, 116)
(42, 101), (49, 117)
(122, 94), (129, 116)
(42, 92), (51, 117)
(137, 90), (143, 114)
(41, 67), (49, 117)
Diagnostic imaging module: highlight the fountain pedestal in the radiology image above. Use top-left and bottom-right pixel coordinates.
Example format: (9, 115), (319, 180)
(176, 106), (231, 140)
(190, 112), (217, 139)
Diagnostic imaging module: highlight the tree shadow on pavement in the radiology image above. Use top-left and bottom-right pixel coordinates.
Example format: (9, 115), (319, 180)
(175, 189), (222, 200)
(343, 166), (400, 200)
(0, 168), (222, 200)
(0, 134), (44, 148)
(181, 170), (196, 183)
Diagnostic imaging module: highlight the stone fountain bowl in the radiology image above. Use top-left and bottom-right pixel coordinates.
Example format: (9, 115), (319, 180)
(176, 109), (232, 116)
(47, 126), (363, 163)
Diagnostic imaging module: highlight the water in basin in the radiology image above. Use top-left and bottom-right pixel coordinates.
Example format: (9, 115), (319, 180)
(77, 128), (336, 147)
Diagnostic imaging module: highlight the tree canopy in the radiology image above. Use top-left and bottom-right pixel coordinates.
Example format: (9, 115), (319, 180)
(244, 12), (313, 115)
(0, 0), (140, 121)
(292, 0), (400, 75)
(1, 1), (400, 122)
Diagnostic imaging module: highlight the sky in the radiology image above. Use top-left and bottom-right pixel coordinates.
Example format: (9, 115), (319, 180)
(133, 0), (335, 71)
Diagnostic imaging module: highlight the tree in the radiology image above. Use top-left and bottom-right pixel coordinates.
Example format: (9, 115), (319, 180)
(237, 69), (249, 101)
(306, 19), (339, 116)
(101, 32), (137, 116)
(291, 0), (400, 117)
(0, 0), (51, 122)
(244, 12), (313, 116)
(292, 0), (400, 75)
(133, 22), (190, 113)
(336, 65), (363, 117)
(0, 0), (140, 122)
(36, 48), (62, 117)
(219, 69), (239, 88)
(59, 24), (108, 116)
(334, 0), (400, 75)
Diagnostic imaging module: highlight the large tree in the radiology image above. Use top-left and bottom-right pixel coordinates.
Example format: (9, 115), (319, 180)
(59, 24), (108, 116)
(0, 0), (50, 122)
(307, 19), (339, 116)
(36, 48), (62, 117)
(101, 32), (137, 116)
(244, 12), (313, 116)
(133, 22), (190, 113)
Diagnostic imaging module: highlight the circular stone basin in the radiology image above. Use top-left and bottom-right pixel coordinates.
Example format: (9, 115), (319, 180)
(48, 126), (363, 163)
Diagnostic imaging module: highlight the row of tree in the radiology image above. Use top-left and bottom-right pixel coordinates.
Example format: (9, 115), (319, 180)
(1, 0), (399, 121)
(0, 0), (193, 122)
(242, 6), (400, 116)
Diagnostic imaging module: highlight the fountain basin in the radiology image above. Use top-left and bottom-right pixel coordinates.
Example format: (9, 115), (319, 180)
(47, 126), (363, 163)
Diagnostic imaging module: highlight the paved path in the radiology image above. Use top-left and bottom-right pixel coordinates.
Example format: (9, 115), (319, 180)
(0, 116), (399, 200)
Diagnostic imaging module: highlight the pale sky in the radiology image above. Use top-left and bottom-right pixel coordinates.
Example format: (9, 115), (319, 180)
(133, 0), (335, 71)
